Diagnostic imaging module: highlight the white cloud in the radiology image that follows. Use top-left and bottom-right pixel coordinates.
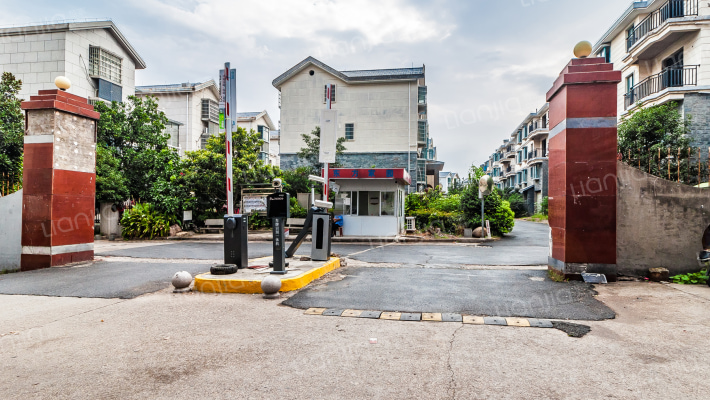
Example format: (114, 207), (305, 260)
(128, 0), (452, 52)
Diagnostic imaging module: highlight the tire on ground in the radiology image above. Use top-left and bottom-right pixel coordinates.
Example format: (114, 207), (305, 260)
(211, 264), (238, 275)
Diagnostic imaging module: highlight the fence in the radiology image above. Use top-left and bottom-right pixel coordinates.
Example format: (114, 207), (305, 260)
(0, 172), (22, 197)
(621, 146), (709, 186)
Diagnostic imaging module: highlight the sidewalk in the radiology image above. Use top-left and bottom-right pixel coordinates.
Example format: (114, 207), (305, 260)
(167, 231), (497, 244)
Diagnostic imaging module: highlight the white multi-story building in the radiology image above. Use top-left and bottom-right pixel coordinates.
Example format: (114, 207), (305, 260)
(438, 171), (461, 194)
(593, 0), (710, 151)
(272, 56), (436, 191)
(484, 104), (549, 214)
(135, 81), (220, 156)
(269, 130), (281, 168)
(0, 20), (145, 103)
(236, 111), (277, 165)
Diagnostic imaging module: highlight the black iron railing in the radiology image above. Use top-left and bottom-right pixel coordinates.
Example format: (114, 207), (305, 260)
(624, 65), (698, 109)
(627, 0), (698, 51)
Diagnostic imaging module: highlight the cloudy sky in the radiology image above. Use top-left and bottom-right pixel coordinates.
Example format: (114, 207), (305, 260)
(2, 0), (631, 174)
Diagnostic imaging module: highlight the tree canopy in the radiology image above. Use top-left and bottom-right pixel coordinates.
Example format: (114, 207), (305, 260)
(0, 72), (24, 178)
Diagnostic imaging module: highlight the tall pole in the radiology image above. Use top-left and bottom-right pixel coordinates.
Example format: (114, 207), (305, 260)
(225, 63), (234, 215)
(324, 84), (331, 203)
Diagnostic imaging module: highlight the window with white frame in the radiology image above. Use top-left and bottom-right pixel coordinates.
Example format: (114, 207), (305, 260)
(89, 46), (122, 84)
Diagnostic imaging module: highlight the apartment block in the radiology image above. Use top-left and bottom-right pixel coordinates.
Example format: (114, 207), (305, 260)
(484, 104), (549, 214)
(593, 0), (710, 152)
(272, 56), (437, 191)
(135, 81), (220, 156)
(0, 20), (145, 103)
(236, 111), (277, 165)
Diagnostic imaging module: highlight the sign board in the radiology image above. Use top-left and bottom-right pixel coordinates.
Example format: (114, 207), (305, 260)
(243, 195), (267, 213)
(319, 109), (337, 163)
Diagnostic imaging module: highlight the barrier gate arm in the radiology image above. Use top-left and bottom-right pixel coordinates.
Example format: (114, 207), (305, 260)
(285, 207), (320, 258)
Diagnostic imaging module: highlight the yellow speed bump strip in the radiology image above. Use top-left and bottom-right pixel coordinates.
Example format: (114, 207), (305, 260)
(462, 316), (485, 325)
(422, 313), (443, 322)
(506, 318), (531, 327)
(304, 308), (327, 315)
(194, 258), (341, 294)
(380, 312), (402, 320)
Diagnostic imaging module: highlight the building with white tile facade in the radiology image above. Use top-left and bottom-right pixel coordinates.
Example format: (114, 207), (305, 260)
(273, 56), (437, 191)
(135, 81), (220, 156)
(592, 0), (710, 154)
(0, 20), (145, 103)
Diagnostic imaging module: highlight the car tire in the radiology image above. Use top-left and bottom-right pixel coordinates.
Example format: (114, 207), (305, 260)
(211, 264), (238, 275)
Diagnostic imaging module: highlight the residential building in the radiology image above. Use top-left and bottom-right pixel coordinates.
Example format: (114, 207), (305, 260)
(269, 130), (281, 168)
(236, 111), (277, 165)
(484, 104), (549, 214)
(272, 56), (437, 192)
(0, 20), (145, 103)
(135, 81), (220, 156)
(439, 171), (461, 193)
(593, 0), (710, 153)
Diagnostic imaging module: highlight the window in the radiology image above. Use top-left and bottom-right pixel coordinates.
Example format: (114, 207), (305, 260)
(626, 25), (636, 51)
(89, 46), (122, 84)
(418, 86), (427, 104)
(597, 45), (611, 63)
(345, 123), (354, 140)
(381, 192), (395, 216)
(626, 74), (635, 94)
(166, 122), (179, 149)
(324, 84), (336, 103)
(523, 147), (528, 160)
(258, 125), (270, 140)
(201, 99), (219, 123)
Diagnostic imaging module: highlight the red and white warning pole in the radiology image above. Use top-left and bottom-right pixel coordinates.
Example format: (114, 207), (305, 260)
(225, 65), (234, 215)
(324, 85), (331, 203)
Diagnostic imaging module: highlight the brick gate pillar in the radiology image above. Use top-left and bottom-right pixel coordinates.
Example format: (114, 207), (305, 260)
(20, 90), (100, 271)
(546, 58), (621, 281)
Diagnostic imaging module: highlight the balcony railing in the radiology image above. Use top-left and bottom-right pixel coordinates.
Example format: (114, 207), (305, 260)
(626, 0), (698, 52)
(624, 65), (698, 109)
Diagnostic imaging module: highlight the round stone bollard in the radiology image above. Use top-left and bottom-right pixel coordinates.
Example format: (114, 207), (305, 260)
(172, 271), (193, 293)
(261, 276), (282, 299)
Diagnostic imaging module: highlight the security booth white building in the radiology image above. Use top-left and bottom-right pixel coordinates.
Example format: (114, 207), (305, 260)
(330, 168), (411, 237)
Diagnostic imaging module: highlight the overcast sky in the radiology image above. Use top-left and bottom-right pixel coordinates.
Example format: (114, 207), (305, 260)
(2, 0), (631, 174)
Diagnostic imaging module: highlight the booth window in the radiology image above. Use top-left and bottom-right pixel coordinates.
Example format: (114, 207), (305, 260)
(381, 192), (395, 216)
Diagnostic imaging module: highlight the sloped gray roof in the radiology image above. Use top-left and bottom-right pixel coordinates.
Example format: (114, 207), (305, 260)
(237, 112), (262, 118)
(273, 56), (424, 88)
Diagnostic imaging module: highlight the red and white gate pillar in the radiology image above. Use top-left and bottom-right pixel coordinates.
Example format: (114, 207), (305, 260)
(20, 88), (100, 271)
(546, 57), (622, 281)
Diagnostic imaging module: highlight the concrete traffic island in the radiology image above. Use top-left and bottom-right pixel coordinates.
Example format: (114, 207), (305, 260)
(193, 256), (341, 294)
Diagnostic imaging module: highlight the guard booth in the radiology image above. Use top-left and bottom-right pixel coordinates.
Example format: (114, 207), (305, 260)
(330, 168), (410, 237)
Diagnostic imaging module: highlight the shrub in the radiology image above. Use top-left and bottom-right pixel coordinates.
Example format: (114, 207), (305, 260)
(248, 213), (271, 230)
(120, 203), (178, 239)
(461, 187), (514, 236)
(540, 196), (549, 216)
(290, 197), (308, 219)
(409, 209), (463, 234)
(500, 188), (528, 218)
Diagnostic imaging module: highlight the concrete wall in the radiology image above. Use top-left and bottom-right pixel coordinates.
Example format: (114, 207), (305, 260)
(0, 190), (23, 272)
(617, 161), (710, 276)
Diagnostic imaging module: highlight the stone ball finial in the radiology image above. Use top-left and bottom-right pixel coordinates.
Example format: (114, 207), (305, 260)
(573, 41), (593, 59)
(172, 271), (193, 293)
(261, 275), (282, 299)
(54, 76), (71, 91)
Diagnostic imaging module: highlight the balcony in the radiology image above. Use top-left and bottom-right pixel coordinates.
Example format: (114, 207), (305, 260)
(527, 149), (547, 165)
(624, 65), (698, 109)
(526, 127), (549, 142)
(626, 0), (699, 52)
(417, 121), (428, 147)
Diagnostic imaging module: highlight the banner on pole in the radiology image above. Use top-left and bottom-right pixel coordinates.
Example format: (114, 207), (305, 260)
(319, 109), (337, 164)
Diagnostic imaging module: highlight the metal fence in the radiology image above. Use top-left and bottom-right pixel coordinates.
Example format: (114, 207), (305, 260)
(0, 172), (22, 197)
(621, 146), (709, 186)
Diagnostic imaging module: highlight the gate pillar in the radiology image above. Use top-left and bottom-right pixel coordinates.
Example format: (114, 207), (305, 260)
(20, 88), (100, 271)
(546, 57), (621, 280)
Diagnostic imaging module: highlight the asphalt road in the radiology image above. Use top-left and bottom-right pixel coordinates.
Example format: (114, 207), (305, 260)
(95, 220), (550, 266)
(0, 260), (213, 299)
(283, 267), (615, 321)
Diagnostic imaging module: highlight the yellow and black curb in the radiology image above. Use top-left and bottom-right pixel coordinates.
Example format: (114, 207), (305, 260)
(304, 308), (554, 329)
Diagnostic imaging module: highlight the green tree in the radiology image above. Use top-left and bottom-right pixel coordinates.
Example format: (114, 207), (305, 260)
(95, 95), (174, 203)
(296, 126), (347, 172)
(182, 127), (280, 221)
(460, 166), (514, 235)
(0, 72), (24, 178)
(618, 101), (694, 180)
(95, 144), (129, 204)
(282, 166), (314, 197)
